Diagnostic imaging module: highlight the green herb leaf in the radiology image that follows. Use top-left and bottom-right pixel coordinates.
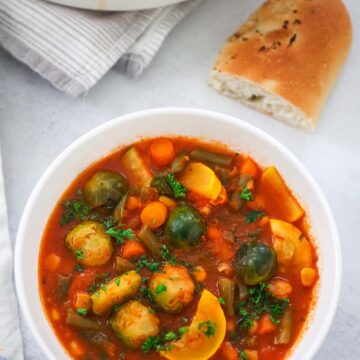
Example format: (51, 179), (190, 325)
(246, 210), (266, 223)
(76, 307), (87, 316)
(240, 186), (253, 202)
(155, 283), (167, 294)
(60, 199), (91, 226)
(106, 227), (134, 244)
(197, 320), (217, 337)
(100, 284), (107, 293)
(160, 244), (178, 265)
(178, 326), (189, 336)
(74, 249), (85, 260)
(167, 173), (186, 199)
(74, 264), (84, 272)
(240, 350), (249, 360)
(115, 278), (121, 286)
(136, 256), (161, 272)
(164, 331), (177, 341)
(217, 297), (225, 305)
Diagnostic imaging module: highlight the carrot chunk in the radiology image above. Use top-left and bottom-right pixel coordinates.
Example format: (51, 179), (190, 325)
(240, 157), (259, 178)
(126, 196), (142, 211)
(244, 349), (259, 360)
(192, 265), (207, 283)
(220, 341), (238, 360)
(121, 240), (145, 259)
(140, 201), (168, 229)
(258, 314), (276, 335)
(300, 267), (317, 287)
(150, 138), (175, 167)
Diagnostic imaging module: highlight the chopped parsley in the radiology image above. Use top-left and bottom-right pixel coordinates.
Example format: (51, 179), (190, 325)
(178, 326), (189, 336)
(160, 244), (178, 265)
(60, 199), (91, 226)
(76, 307), (87, 316)
(197, 320), (217, 337)
(106, 227), (134, 244)
(74, 264), (84, 272)
(155, 283), (167, 295)
(237, 283), (289, 330)
(240, 186), (253, 201)
(74, 249), (84, 260)
(136, 256), (161, 272)
(141, 336), (165, 352)
(246, 210), (266, 223)
(140, 285), (153, 301)
(240, 350), (249, 360)
(100, 284), (107, 293)
(217, 297), (225, 305)
(167, 173), (186, 198)
(115, 278), (121, 286)
(164, 331), (177, 341)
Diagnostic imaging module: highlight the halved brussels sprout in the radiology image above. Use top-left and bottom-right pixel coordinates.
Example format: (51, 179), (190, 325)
(83, 171), (128, 210)
(165, 206), (205, 248)
(110, 300), (160, 349)
(233, 242), (276, 285)
(65, 220), (113, 266)
(149, 265), (195, 314)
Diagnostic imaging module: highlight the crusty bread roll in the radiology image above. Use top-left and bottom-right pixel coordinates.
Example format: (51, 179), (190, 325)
(209, 0), (352, 130)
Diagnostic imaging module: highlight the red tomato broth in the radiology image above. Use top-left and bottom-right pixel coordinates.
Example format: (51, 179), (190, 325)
(38, 136), (318, 360)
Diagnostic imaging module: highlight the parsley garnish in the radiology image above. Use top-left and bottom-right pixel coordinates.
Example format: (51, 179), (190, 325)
(217, 297), (225, 305)
(179, 326), (189, 336)
(246, 210), (265, 223)
(140, 285), (153, 301)
(136, 256), (161, 272)
(76, 307), (87, 316)
(167, 173), (186, 198)
(74, 264), (84, 272)
(240, 186), (253, 201)
(115, 278), (121, 286)
(155, 283), (167, 294)
(141, 336), (164, 352)
(240, 350), (249, 360)
(106, 227), (134, 244)
(100, 284), (107, 293)
(160, 245), (178, 265)
(197, 320), (217, 337)
(60, 199), (91, 226)
(237, 283), (289, 330)
(164, 331), (177, 341)
(74, 249), (84, 260)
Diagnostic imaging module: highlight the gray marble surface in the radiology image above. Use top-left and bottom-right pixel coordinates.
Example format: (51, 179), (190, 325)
(1, 0), (360, 358)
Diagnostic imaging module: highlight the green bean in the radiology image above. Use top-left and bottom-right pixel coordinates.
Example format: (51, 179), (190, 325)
(115, 256), (135, 273)
(238, 283), (249, 301)
(151, 176), (173, 196)
(138, 224), (162, 256)
(229, 174), (253, 210)
(113, 192), (128, 223)
(274, 308), (293, 345)
(170, 151), (190, 173)
(66, 309), (102, 331)
(190, 148), (233, 167)
(218, 278), (235, 316)
(57, 274), (72, 301)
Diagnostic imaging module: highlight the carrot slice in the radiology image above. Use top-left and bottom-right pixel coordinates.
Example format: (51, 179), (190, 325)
(220, 341), (238, 360)
(258, 314), (276, 335)
(240, 157), (258, 178)
(140, 201), (168, 229)
(121, 240), (145, 259)
(150, 138), (175, 167)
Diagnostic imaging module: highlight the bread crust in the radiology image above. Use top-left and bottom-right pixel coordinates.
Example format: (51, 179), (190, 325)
(211, 0), (352, 128)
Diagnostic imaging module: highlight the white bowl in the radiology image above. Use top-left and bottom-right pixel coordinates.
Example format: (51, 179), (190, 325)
(45, 0), (189, 11)
(15, 108), (341, 360)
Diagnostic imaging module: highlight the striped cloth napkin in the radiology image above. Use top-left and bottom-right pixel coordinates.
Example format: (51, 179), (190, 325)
(0, 0), (201, 96)
(0, 146), (24, 360)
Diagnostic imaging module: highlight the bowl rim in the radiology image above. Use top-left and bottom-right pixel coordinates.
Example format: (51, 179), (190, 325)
(14, 107), (341, 360)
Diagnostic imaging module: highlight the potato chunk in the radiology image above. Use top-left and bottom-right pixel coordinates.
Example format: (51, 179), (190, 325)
(90, 270), (141, 315)
(180, 162), (222, 200)
(65, 221), (113, 266)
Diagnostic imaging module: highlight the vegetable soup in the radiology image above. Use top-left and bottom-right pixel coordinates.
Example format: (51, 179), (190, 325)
(39, 137), (318, 360)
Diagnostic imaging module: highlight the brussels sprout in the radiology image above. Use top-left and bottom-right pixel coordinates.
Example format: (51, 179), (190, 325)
(165, 206), (205, 248)
(110, 300), (160, 349)
(148, 265), (195, 314)
(233, 242), (276, 285)
(83, 171), (128, 210)
(66, 221), (113, 266)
